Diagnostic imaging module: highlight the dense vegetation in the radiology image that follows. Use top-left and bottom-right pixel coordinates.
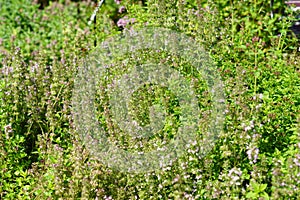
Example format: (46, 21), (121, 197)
(0, 0), (299, 199)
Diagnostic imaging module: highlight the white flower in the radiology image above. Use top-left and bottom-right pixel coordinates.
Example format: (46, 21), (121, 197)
(242, 120), (254, 132)
(228, 167), (242, 185)
(247, 146), (259, 164)
(4, 124), (12, 133)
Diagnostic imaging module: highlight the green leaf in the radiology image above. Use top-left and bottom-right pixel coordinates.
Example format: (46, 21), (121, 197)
(246, 191), (259, 199)
(259, 184), (267, 192)
(261, 192), (270, 200)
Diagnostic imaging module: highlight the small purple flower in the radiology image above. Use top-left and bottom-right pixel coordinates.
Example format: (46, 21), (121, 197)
(4, 124), (13, 133)
(294, 154), (300, 167)
(242, 120), (254, 132)
(247, 146), (259, 164)
(4, 124), (13, 139)
(118, 6), (126, 13)
(117, 17), (136, 28)
(15, 46), (20, 53)
(227, 167), (242, 185)
(54, 144), (63, 151)
(117, 18), (128, 28)
(114, 0), (121, 4)
(30, 63), (39, 73)
(172, 175), (180, 183)
(130, 18), (136, 23)
(252, 36), (260, 42)
(2, 66), (13, 75)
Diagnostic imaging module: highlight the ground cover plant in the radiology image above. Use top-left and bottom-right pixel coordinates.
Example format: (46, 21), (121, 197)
(0, 0), (300, 199)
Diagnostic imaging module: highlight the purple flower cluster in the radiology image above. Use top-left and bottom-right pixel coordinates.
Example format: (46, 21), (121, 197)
(117, 17), (136, 28)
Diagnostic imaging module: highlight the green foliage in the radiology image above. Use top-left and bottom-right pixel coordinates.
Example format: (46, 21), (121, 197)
(0, 0), (300, 199)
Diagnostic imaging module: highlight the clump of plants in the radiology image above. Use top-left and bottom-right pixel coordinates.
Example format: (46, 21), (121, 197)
(0, 0), (299, 199)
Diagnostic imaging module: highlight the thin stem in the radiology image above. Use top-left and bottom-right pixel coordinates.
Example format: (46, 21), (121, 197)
(231, 0), (234, 44)
(88, 0), (105, 26)
(254, 48), (257, 96)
